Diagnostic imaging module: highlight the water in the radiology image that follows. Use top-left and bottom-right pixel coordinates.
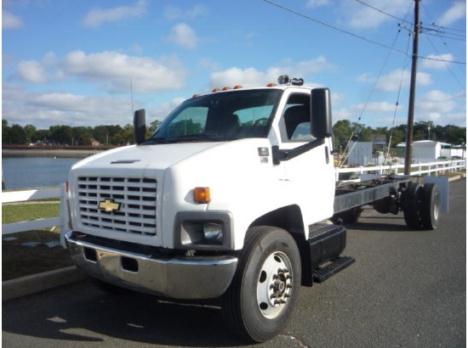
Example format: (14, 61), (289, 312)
(2, 157), (80, 190)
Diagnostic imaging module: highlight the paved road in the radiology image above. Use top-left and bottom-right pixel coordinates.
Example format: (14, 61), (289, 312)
(3, 180), (465, 348)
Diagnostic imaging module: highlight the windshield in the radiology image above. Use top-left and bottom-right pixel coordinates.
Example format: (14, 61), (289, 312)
(145, 89), (282, 144)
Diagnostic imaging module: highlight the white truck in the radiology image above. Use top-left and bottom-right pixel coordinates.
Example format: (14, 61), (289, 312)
(63, 76), (441, 342)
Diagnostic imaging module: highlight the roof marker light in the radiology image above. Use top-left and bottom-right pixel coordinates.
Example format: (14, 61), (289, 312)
(222, 86), (230, 91)
(266, 82), (277, 87)
(233, 84), (242, 89)
(212, 88), (220, 93)
(277, 75), (290, 84)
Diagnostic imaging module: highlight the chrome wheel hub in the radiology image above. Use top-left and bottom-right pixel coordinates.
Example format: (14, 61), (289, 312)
(256, 251), (293, 319)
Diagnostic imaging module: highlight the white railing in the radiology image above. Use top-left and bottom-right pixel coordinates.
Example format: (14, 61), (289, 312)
(336, 159), (466, 181)
(2, 185), (66, 235)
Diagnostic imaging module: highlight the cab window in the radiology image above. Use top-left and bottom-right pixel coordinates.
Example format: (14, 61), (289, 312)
(280, 93), (314, 142)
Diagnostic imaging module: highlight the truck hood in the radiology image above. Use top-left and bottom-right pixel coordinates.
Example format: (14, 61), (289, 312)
(72, 142), (224, 172)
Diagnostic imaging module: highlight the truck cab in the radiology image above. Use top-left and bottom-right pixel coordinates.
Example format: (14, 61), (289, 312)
(64, 77), (352, 342)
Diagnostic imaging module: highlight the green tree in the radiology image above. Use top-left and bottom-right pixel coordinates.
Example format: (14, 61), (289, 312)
(2, 120), (11, 145)
(49, 125), (73, 145)
(72, 127), (93, 146)
(149, 119), (162, 134)
(23, 124), (37, 144)
(9, 124), (27, 144)
(332, 120), (353, 152)
(389, 128), (405, 147)
(32, 129), (50, 143)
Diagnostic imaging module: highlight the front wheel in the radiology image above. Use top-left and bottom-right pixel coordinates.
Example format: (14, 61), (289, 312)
(222, 226), (301, 342)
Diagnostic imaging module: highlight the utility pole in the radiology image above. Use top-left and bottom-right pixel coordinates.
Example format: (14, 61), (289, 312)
(404, 0), (420, 175)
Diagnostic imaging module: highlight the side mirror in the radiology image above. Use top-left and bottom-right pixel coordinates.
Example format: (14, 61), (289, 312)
(134, 109), (146, 145)
(311, 88), (332, 139)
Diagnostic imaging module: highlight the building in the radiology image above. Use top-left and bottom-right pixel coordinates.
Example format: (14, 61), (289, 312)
(347, 141), (373, 166)
(346, 135), (388, 166)
(396, 140), (465, 162)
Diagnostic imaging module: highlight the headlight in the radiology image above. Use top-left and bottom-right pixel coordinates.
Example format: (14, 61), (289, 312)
(203, 222), (224, 243)
(175, 212), (232, 250)
(181, 221), (224, 246)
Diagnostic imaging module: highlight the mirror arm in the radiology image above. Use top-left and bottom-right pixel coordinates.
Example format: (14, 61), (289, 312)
(272, 138), (325, 165)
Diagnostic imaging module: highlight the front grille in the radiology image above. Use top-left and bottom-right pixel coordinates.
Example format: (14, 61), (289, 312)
(76, 176), (157, 236)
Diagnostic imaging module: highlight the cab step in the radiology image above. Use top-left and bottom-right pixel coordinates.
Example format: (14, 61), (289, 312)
(312, 256), (355, 283)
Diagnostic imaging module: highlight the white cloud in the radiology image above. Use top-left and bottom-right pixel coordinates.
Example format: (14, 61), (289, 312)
(164, 4), (207, 21)
(332, 89), (465, 127)
(62, 51), (186, 92)
(333, 100), (400, 125)
(344, 0), (410, 29)
(421, 53), (454, 70)
(210, 56), (333, 87)
(3, 85), (187, 127)
(416, 90), (457, 122)
(83, 0), (147, 28)
(168, 23), (199, 49)
(438, 1), (466, 26)
(3, 10), (22, 29)
(16, 50), (186, 92)
(16, 52), (63, 83)
(3, 85), (134, 127)
(359, 69), (432, 92)
(353, 101), (396, 113)
(306, 0), (330, 8)
(17, 60), (48, 83)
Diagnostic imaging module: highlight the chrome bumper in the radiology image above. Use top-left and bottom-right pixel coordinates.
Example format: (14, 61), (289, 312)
(65, 234), (238, 299)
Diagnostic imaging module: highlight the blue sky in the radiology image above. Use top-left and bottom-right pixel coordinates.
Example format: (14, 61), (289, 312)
(3, 0), (466, 128)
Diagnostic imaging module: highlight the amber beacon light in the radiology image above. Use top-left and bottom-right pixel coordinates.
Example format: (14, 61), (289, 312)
(193, 187), (211, 204)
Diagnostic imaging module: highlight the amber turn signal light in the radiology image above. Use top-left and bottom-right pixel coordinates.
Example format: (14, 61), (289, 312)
(193, 187), (211, 204)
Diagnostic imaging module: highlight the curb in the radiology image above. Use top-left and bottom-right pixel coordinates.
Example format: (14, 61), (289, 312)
(3, 265), (86, 302)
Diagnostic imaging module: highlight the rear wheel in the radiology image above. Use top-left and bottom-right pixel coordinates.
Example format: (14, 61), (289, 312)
(420, 183), (440, 230)
(222, 226), (301, 343)
(401, 182), (440, 230)
(402, 182), (422, 229)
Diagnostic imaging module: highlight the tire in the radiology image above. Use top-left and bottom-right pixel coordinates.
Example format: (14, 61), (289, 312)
(402, 182), (422, 229)
(420, 183), (440, 230)
(222, 226), (301, 343)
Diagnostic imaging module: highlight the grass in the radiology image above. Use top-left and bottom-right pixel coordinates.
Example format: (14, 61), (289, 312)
(3, 201), (60, 224)
(2, 201), (72, 281)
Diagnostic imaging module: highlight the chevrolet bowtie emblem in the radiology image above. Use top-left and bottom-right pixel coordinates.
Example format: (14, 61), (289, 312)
(98, 199), (120, 213)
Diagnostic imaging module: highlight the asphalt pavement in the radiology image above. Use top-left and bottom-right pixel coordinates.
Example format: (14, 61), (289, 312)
(3, 180), (465, 348)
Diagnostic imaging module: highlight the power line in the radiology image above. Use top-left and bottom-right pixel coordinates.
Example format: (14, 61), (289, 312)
(421, 25), (465, 39)
(422, 31), (466, 43)
(419, 2), (466, 88)
(419, 1), (466, 34)
(261, 0), (466, 65)
(422, 33), (465, 88)
(339, 28), (404, 166)
(431, 23), (466, 35)
(386, 34), (412, 162)
(357, 30), (403, 122)
(353, 0), (412, 25)
(262, 0), (404, 53)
